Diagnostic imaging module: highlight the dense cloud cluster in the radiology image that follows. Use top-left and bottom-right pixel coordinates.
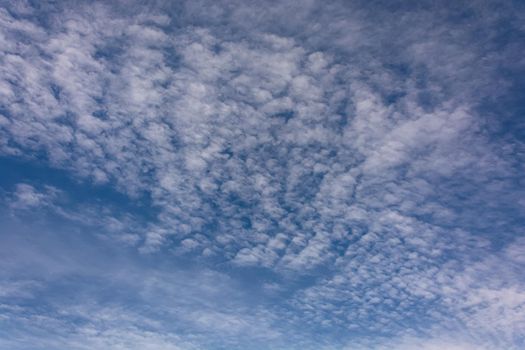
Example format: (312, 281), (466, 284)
(0, 0), (524, 349)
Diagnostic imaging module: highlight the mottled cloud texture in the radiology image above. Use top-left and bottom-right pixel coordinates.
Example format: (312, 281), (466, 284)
(0, 0), (524, 349)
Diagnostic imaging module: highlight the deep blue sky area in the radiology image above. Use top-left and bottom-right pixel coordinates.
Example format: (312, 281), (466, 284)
(0, 0), (524, 349)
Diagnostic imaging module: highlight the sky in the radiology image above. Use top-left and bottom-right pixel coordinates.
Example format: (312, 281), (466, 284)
(0, 0), (524, 349)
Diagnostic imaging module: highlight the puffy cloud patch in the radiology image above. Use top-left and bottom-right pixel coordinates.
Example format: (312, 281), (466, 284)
(0, 0), (524, 349)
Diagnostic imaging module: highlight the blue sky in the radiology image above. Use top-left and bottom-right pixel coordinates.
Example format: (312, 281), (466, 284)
(0, 0), (524, 349)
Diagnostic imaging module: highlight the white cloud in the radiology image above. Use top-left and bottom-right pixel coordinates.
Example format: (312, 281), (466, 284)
(8, 183), (59, 210)
(0, 0), (524, 349)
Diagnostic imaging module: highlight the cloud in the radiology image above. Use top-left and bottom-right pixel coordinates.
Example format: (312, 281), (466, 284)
(0, 220), (288, 349)
(7, 183), (60, 210)
(374, 337), (491, 350)
(0, 0), (524, 349)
